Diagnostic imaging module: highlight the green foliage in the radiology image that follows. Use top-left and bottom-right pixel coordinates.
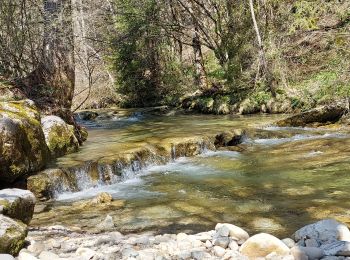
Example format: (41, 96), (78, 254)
(251, 91), (272, 106)
(112, 0), (187, 107)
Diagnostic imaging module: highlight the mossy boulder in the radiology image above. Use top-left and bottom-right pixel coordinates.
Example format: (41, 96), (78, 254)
(0, 189), (35, 224)
(277, 103), (347, 127)
(266, 98), (292, 114)
(196, 97), (214, 113)
(0, 100), (49, 183)
(213, 96), (231, 115)
(41, 116), (79, 158)
(27, 168), (77, 201)
(238, 98), (260, 115)
(0, 214), (27, 255)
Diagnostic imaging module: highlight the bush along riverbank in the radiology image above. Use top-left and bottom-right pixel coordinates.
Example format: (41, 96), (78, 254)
(4, 190), (350, 260)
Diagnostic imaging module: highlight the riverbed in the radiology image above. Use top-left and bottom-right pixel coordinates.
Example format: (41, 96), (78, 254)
(31, 109), (350, 238)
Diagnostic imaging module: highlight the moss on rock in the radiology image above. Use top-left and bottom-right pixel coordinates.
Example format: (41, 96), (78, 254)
(0, 100), (49, 183)
(41, 116), (79, 158)
(0, 215), (27, 255)
(0, 189), (35, 224)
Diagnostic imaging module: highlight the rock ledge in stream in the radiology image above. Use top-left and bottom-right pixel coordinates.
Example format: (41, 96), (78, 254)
(27, 131), (244, 201)
(24, 218), (350, 260)
(276, 103), (348, 127)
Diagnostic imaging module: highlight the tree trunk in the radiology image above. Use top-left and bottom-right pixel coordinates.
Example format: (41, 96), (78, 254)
(249, 0), (276, 97)
(21, 0), (75, 118)
(192, 24), (208, 91)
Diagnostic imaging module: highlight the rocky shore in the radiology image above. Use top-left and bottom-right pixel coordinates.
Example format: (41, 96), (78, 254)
(9, 217), (350, 260)
(2, 189), (350, 260)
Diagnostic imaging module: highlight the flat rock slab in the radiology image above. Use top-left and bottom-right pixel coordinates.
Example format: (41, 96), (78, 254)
(276, 104), (347, 127)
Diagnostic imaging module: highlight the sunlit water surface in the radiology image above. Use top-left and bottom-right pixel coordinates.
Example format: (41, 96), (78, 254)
(32, 109), (350, 237)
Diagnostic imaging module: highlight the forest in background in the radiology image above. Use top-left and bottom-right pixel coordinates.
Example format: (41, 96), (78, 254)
(0, 0), (349, 114)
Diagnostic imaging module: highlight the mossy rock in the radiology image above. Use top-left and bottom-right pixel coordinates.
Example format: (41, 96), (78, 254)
(238, 98), (260, 115)
(0, 214), (27, 255)
(213, 96), (231, 115)
(276, 103), (347, 127)
(0, 189), (35, 224)
(196, 97), (214, 113)
(41, 116), (79, 158)
(27, 168), (77, 201)
(0, 100), (49, 183)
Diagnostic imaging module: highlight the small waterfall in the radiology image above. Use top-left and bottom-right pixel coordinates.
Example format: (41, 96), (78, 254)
(49, 137), (220, 199)
(171, 144), (176, 160)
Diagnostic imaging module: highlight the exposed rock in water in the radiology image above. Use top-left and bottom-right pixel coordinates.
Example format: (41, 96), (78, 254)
(92, 192), (113, 204)
(41, 115), (79, 158)
(0, 189), (35, 224)
(276, 104), (348, 127)
(214, 130), (245, 148)
(0, 100), (49, 183)
(27, 168), (76, 201)
(0, 214), (27, 255)
(75, 110), (99, 121)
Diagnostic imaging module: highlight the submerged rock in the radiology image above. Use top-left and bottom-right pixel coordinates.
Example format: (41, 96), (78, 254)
(0, 189), (35, 224)
(92, 192), (113, 204)
(0, 214), (27, 255)
(0, 100), (49, 183)
(41, 115), (79, 158)
(276, 104), (347, 127)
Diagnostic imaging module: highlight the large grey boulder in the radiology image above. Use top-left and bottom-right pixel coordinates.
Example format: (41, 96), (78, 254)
(293, 219), (350, 244)
(0, 189), (35, 224)
(41, 115), (79, 158)
(0, 100), (49, 183)
(0, 214), (27, 255)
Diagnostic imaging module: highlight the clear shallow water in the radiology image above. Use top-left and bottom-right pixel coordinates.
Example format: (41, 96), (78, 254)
(32, 110), (350, 237)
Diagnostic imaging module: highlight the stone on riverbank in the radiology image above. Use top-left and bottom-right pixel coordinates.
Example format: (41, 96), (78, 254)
(239, 233), (290, 258)
(293, 219), (350, 243)
(276, 103), (347, 127)
(0, 214), (27, 255)
(0, 189), (35, 224)
(41, 115), (79, 158)
(215, 223), (249, 244)
(0, 100), (49, 183)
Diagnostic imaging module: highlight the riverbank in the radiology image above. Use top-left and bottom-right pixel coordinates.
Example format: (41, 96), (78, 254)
(15, 218), (350, 260)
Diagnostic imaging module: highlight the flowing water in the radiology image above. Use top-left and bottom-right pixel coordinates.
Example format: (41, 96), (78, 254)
(32, 108), (350, 238)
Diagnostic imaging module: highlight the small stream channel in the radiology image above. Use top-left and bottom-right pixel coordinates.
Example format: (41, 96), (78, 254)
(31, 109), (350, 238)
